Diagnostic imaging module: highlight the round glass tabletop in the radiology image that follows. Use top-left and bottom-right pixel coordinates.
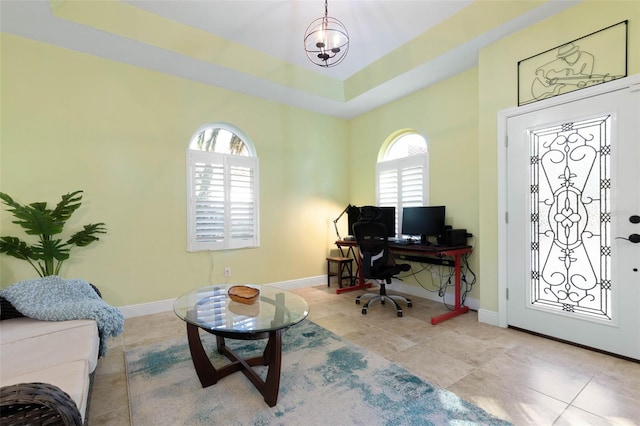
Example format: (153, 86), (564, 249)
(174, 284), (309, 334)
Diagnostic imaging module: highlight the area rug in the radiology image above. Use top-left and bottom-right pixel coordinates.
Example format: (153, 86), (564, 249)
(126, 320), (510, 425)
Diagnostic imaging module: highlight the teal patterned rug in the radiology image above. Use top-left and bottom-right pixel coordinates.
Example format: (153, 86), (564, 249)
(126, 320), (510, 425)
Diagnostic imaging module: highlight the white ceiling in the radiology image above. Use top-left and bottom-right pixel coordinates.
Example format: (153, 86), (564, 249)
(124, 0), (473, 80)
(0, 0), (581, 118)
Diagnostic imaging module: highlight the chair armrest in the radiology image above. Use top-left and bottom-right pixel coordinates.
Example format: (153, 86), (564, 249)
(0, 382), (83, 426)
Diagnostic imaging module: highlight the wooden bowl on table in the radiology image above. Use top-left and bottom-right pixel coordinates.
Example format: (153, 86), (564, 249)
(228, 285), (260, 305)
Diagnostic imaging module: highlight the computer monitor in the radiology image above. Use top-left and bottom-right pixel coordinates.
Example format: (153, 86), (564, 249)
(347, 206), (396, 237)
(378, 207), (396, 237)
(401, 206), (446, 244)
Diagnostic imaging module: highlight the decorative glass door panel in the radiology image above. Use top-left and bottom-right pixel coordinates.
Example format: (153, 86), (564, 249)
(530, 116), (611, 321)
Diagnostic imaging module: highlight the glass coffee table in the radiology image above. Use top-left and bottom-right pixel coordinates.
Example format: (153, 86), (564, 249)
(173, 284), (309, 407)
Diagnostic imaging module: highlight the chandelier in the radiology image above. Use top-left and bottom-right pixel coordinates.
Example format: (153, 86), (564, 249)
(303, 0), (349, 68)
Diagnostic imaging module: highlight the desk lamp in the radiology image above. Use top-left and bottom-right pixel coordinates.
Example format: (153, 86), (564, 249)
(332, 204), (354, 241)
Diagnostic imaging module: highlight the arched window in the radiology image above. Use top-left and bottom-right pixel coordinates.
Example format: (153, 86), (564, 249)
(186, 123), (259, 251)
(376, 130), (429, 237)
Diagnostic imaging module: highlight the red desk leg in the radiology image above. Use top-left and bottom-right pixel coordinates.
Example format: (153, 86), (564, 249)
(430, 253), (469, 325)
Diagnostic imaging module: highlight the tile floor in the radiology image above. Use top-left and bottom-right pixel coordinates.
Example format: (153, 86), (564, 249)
(88, 284), (639, 425)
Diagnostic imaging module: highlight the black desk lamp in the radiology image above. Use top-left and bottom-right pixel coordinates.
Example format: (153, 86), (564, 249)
(333, 204), (354, 240)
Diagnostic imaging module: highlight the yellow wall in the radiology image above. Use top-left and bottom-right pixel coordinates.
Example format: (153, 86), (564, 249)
(0, 34), (349, 306)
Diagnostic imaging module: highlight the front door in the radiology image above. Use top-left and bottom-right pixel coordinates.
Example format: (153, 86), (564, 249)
(506, 76), (639, 359)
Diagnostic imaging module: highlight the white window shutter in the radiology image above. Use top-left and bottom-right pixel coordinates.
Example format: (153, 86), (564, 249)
(376, 154), (428, 236)
(187, 151), (259, 251)
(227, 156), (259, 249)
(400, 163), (426, 207)
(377, 168), (398, 207)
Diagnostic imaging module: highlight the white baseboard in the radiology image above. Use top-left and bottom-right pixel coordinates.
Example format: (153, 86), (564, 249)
(477, 308), (501, 326)
(118, 276), (325, 318)
(267, 275), (326, 290)
(118, 299), (175, 319)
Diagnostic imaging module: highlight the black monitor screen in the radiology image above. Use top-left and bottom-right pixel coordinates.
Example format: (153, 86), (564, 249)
(401, 206), (446, 240)
(348, 206), (396, 237)
(378, 207), (396, 237)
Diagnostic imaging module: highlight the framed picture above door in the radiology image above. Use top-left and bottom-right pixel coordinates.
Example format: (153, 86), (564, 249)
(517, 20), (628, 106)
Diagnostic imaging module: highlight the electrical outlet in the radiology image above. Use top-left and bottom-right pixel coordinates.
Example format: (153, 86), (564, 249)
(224, 267), (231, 277)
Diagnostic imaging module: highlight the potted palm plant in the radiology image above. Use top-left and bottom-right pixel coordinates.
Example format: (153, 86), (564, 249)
(0, 190), (107, 277)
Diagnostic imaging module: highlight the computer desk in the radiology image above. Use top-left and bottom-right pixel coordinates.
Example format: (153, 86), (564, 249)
(335, 240), (472, 325)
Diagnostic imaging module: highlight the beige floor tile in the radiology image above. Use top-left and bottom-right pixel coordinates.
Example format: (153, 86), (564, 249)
(448, 370), (569, 425)
(431, 328), (506, 365)
(87, 408), (131, 426)
(478, 351), (592, 403)
(94, 348), (126, 376)
(310, 312), (373, 336)
(370, 313), (428, 335)
(554, 406), (612, 426)
(572, 377), (640, 424)
(88, 370), (130, 423)
(88, 282), (640, 426)
(593, 355), (640, 400)
(123, 311), (184, 349)
(304, 301), (343, 321)
(342, 325), (417, 357)
(507, 331), (615, 376)
(387, 343), (476, 388)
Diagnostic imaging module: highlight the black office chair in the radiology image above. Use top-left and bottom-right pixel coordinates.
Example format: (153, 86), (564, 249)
(353, 207), (412, 317)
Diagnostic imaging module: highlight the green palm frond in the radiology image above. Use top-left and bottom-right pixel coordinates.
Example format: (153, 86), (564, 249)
(0, 193), (64, 236)
(0, 236), (35, 260)
(0, 190), (107, 277)
(67, 223), (107, 247)
(51, 190), (83, 222)
(33, 239), (71, 262)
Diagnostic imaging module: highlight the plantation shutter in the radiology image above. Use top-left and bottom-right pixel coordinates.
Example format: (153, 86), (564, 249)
(376, 154), (428, 236)
(227, 156), (259, 249)
(187, 151), (259, 251)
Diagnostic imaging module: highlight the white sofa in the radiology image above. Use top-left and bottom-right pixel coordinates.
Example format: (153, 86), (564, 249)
(0, 309), (100, 425)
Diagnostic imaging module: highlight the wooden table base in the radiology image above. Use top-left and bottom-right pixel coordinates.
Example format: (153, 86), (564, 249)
(186, 323), (283, 407)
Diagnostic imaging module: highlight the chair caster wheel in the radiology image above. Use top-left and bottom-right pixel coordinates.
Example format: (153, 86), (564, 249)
(381, 300), (385, 305)
(397, 311), (403, 317)
(362, 309), (367, 315)
(408, 302), (413, 308)
(355, 299), (360, 305)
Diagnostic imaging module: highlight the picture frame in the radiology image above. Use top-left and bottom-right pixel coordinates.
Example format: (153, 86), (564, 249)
(518, 20), (628, 106)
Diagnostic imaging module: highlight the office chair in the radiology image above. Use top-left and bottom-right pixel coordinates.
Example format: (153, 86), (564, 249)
(353, 207), (412, 317)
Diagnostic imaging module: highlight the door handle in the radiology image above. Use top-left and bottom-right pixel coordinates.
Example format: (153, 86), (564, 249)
(616, 234), (640, 243)
(630, 215), (640, 224)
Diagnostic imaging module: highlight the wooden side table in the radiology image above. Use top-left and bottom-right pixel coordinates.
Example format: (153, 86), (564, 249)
(326, 256), (353, 288)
